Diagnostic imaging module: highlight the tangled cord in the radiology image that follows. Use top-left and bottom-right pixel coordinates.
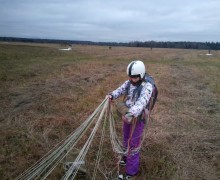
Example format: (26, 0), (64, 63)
(16, 98), (150, 180)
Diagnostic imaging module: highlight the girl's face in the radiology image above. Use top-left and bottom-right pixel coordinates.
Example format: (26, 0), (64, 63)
(129, 76), (140, 83)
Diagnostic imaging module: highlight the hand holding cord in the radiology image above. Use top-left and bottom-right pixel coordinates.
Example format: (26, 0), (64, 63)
(123, 112), (134, 124)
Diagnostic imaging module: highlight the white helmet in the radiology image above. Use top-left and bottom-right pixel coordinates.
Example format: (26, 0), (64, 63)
(126, 60), (146, 79)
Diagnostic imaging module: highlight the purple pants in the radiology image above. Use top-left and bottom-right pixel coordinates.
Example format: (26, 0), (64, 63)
(123, 119), (145, 175)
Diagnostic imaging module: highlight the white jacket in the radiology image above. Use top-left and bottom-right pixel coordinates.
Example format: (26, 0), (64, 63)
(111, 80), (153, 117)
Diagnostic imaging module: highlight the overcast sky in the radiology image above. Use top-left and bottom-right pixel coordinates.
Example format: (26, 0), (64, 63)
(0, 0), (220, 42)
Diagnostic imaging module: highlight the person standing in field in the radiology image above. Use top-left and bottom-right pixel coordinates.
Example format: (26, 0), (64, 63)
(106, 60), (154, 179)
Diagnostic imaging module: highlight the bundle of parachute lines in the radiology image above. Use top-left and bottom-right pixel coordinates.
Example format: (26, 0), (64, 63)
(16, 97), (150, 180)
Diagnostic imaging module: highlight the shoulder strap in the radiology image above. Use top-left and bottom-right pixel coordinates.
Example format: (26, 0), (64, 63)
(123, 81), (144, 102)
(134, 81), (145, 101)
(145, 74), (155, 86)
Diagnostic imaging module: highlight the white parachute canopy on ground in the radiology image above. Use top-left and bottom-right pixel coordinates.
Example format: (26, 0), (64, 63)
(59, 47), (72, 51)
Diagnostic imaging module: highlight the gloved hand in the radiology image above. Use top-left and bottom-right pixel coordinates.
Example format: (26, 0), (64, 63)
(124, 112), (133, 124)
(105, 94), (113, 101)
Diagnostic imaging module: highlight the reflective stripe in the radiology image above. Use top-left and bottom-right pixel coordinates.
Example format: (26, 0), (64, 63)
(129, 61), (135, 76)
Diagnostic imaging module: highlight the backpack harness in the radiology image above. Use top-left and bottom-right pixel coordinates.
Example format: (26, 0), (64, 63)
(123, 73), (158, 121)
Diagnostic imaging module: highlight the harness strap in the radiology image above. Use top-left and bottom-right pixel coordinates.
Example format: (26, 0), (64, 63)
(123, 75), (157, 122)
(123, 81), (145, 103)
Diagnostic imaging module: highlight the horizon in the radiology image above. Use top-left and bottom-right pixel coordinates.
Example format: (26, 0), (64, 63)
(1, 36), (219, 44)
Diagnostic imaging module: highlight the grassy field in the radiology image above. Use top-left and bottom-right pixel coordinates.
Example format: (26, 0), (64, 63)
(0, 42), (219, 179)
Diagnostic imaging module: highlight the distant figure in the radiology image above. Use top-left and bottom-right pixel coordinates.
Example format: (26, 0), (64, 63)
(109, 46), (112, 50)
(206, 48), (213, 56)
(206, 48), (212, 56)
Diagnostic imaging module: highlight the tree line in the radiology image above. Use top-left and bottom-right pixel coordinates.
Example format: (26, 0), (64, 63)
(0, 37), (219, 50)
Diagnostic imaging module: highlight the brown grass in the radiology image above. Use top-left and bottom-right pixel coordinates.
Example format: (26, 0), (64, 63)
(0, 43), (219, 179)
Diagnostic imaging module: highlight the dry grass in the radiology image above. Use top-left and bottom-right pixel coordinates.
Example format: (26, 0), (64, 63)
(0, 43), (219, 179)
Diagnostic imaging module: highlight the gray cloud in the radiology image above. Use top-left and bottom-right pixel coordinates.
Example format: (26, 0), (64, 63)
(0, 0), (219, 42)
